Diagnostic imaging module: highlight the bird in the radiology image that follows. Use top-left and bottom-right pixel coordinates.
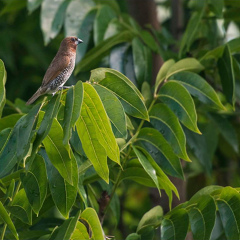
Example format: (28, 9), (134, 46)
(26, 36), (83, 105)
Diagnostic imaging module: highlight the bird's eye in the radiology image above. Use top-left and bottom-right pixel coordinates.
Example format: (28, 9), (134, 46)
(71, 38), (75, 42)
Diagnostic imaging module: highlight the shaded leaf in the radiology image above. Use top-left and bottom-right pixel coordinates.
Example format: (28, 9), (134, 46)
(94, 84), (127, 138)
(0, 114), (23, 132)
(80, 208), (105, 240)
(136, 128), (183, 179)
(217, 45), (235, 107)
(7, 188), (32, 225)
(63, 81), (83, 145)
(150, 103), (190, 162)
(0, 201), (18, 240)
(158, 81), (200, 133)
(161, 209), (189, 240)
(90, 68), (149, 120)
(27, 0), (43, 13)
(21, 154), (47, 214)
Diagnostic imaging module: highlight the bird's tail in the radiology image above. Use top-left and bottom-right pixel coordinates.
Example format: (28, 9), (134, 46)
(26, 88), (43, 105)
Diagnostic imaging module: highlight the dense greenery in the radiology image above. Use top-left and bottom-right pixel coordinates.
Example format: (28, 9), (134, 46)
(1, 0), (240, 239)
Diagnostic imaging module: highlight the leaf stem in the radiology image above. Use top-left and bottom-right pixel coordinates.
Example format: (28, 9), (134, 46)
(0, 224), (7, 240)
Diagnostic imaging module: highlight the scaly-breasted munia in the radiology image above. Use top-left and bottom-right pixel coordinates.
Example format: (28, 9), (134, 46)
(26, 36), (83, 105)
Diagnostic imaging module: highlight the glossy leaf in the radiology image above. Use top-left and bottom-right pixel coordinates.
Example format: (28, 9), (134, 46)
(155, 59), (175, 93)
(170, 71), (224, 109)
(133, 146), (160, 194)
(161, 209), (189, 240)
(137, 128), (183, 179)
(80, 208), (105, 240)
(27, 0), (43, 13)
(7, 188), (32, 225)
(83, 83), (120, 164)
(63, 81), (83, 145)
(132, 37), (152, 86)
(90, 68), (149, 120)
(94, 5), (116, 45)
(64, 0), (95, 62)
(150, 103), (190, 162)
(0, 59), (6, 118)
(42, 118), (76, 184)
(188, 195), (216, 240)
(0, 114), (23, 132)
(217, 45), (235, 107)
(0, 201), (18, 240)
(41, 0), (70, 44)
(76, 104), (109, 183)
(49, 211), (80, 240)
(0, 103), (41, 177)
(75, 31), (133, 72)
(137, 206), (163, 234)
(158, 81), (200, 133)
(94, 84), (127, 138)
(71, 221), (90, 240)
(43, 149), (78, 218)
(21, 154), (47, 214)
(217, 187), (240, 240)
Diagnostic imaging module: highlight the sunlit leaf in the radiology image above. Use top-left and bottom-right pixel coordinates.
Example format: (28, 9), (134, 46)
(0, 59), (6, 118)
(71, 221), (90, 240)
(27, 0), (43, 13)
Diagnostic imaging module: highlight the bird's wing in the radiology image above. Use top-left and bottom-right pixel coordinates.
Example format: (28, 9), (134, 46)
(41, 54), (70, 86)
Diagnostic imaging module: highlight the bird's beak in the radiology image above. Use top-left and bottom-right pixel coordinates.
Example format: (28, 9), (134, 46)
(77, 38), (83, 44)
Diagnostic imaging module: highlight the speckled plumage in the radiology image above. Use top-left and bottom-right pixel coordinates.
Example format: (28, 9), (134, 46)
(26, 36), (83, 105)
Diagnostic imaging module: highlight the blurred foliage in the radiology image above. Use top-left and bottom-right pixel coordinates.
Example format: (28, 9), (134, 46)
(1, 0), (240, 239)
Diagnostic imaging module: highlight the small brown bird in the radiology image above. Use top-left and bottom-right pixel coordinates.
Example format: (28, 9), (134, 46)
(26, 36), (83, 105)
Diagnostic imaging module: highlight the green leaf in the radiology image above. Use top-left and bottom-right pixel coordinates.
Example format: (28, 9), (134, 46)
(41, 0), (70, 44)
(83, 83), (120, 164)
(137, 128), (183, 179)
(42, 118), (75, 184)
(90, 68), (149, 120)
(132, 37), (152, 86)
(137, 206), (163, 234)
(150, 103), (190, 162)
(0, 103), (41, 177)
(64, 0), (95, 62)
(126, 233), (141, 240)
(179, 11), (204, 57)
(0, 201), (18, 240)
(76, 105), (109, 183)
(209, 0), (223, 17)
(0, 114), (23, 132)
(165, 58), (204, 82)
(43, 149), (78, 218)
(0, 59), (6, 118)
(94, 5), (116, 45)
(155, 59), (175, 93)
(0, 128), (12, 156)
(94, 84), (127, 138)
(93, 0), (120, 14)
(188, 195), (216, 240)
(133, 146), (160, 194)
(80, 208), (105, 240)
(49, 211), (80, 240)
(21, 154), (47, 214)
(27, 0), (43, 13)
(75, 31), (133, 73)
(217, 45), (235, 107)
(209, 113), (238, 153)
(7, 188), (32, 225)
(170, 71), (225, 110)
(217, 187), (240, 240)
(71, 222), (90, 240)
(63, 81), (84, 145)
(161, 209), (189, 240)
(33, 93), (61, 153)
(158, 81), (200, 134)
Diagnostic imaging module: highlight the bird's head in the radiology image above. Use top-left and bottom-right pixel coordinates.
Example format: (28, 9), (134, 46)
(60, 36), (83, 52)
